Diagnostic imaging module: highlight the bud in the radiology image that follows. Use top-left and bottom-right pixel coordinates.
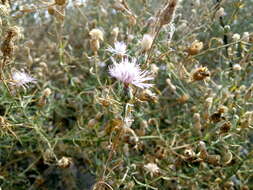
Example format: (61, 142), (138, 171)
(43, 88), (52, 97)
(150, 64), (159, 74)
(141, 34), (153, 52)
(88, 119), (97, 128)
(111, 27), (119, 42)
(233, 64), (241, 71)
(166, 78), (176, 92)
(193, 113), (201, 136)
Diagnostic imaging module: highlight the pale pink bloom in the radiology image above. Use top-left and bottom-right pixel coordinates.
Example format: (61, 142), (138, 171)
(11, 71), (36, 88)
(109, 58), (153, 89)
(107, 41), (127, 56)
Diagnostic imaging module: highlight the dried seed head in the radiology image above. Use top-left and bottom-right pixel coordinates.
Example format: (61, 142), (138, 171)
(55, 0), (67, 6)
(206, 154), (220, 166)
(6, 26), (22, 41)
(187, 40), (203, 55)
(138, 89), (158, 102)
(89, 28), (104, 41)
(193, 113), (201, 135)
(48, 7), (55, 15)
(111, 27), (119, 41)
(218, 105), (228, 114)
(159, 0), (178, 26)
(210, 112), (224, 123)
(219, 121), (231, 134)
(184, 148), (196, 158)
(57, 157), (72, 168)
(141, 34), (153, 52)
(43, 88), (52, 97)
(90, 39), (100, 53)
(177, 94), (189, 103)
(192, 66), (210, 81)
(1, 40), (14, 58)
(199, 141), (208, 160)
(216, 7), (225, 18)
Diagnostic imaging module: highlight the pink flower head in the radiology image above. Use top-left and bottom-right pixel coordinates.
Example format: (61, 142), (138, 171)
(11, 71), (36, 88)
(109, 58), (153, 89)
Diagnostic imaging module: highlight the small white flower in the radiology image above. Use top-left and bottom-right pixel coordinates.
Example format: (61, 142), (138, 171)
(107, 41), (127, 56)
(11, 71), (36, 88)
(232, 33), (241, 42)
(108, 58), (153, 89)
(144, 163), (160, 177)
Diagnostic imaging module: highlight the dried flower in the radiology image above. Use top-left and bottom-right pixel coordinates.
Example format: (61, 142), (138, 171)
(187, 40), (203, 55)
(144, 163), (160, 177)
(107, 41), (127, 56)
(159, 0), (178, 26)
(192, 66), (210, 81)
(57, 156), (72, 168)
(108, 58), (153, 89)
(89, 28), (104, 41)
(216, 7), (225, 18)
(11, 71), (36, 88)
(141, 34), (153, 52)
(55, 0), (67, 6)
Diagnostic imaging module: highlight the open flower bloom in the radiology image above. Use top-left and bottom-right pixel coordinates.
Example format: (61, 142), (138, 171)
(109, 58), (153, 89)
(144, 163), (160, 177)
(107, 41), (127, 56)
(11, 71), (36, 88)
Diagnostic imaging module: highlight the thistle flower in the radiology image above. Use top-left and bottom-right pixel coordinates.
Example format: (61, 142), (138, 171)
(11, 71), (36, 88)
(107, 41), (127, 56)
(144, 163), (160, 177)
(109, 58), (153, 89)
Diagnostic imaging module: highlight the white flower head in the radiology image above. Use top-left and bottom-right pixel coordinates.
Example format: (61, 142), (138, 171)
(144, 163), (160, 177)
(109, 58), (153, 89)
(11, 71), (36, 88)
(107, 41), (127, 56)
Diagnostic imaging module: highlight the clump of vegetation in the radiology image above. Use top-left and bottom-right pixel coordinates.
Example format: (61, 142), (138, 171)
(0, 0), (253, 189)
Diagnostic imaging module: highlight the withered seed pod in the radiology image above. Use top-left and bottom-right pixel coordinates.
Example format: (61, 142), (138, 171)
(55, 0), (67, 6)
